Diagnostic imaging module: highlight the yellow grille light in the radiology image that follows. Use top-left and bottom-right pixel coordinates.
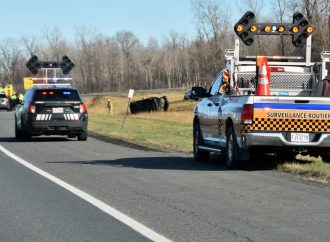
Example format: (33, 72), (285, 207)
(250, 25), (258, 32)
(236, 24), (244, 33)
(306, 26), (314, 33)
(264, 25), (272, 33)
(278, 26), (285, 33)
(292, 26), (299, 33)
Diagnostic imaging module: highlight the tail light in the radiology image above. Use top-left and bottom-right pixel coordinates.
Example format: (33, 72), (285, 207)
(28, 104), (36, 114)
(80, 104), (87, 113)
(241, 104), (253, 125)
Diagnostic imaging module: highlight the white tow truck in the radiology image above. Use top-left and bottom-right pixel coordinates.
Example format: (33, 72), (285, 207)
(193, 11), (330, 168)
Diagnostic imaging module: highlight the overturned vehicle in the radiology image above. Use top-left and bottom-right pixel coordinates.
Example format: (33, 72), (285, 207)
(130, 96), (169, 114)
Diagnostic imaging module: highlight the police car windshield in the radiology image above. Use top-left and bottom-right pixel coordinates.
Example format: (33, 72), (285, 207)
(33, 89), (80, 102)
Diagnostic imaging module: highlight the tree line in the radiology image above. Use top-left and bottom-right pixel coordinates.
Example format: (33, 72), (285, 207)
(0, 0), (329, 94)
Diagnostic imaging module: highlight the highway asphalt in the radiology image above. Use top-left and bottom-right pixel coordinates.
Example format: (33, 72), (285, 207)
(0, 110), (329, 241)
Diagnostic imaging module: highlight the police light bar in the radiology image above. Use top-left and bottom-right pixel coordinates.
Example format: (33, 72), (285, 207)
(234, 11), (314, 47)
(31, 77), (72, 86)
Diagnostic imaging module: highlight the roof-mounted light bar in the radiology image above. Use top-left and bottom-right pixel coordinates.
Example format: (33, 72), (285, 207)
(31, 77), (72, 86)
(240, 55), (304, 61)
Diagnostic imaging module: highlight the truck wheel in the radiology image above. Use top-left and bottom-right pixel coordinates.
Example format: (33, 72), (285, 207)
(193, 122), (210, 162)
(77, 130), (88, 141)
(321, 151), (330, 163)
(225, 126), (240, 168)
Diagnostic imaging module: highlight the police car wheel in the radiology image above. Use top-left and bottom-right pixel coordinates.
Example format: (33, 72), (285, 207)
(77, 131), (88, 141)
(21, 126), (31, 141)
(15, 122), (21, 140)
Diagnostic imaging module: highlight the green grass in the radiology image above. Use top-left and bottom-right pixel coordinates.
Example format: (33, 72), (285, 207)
(278, 156), (330, 183)
(89, 114), (193, 153)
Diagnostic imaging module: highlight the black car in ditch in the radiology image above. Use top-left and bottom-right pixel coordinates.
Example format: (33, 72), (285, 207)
(15, 86), (88, 141)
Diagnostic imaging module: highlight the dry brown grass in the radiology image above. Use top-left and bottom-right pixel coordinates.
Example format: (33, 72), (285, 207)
(84, 90), (196, 123)
(278, 155), (330, 184)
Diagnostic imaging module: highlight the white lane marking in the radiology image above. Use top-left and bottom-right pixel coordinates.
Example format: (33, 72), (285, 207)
(0, 145), (172, 242)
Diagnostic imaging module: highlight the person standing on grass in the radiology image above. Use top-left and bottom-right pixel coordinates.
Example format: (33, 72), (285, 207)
(107, 98), (113, 115)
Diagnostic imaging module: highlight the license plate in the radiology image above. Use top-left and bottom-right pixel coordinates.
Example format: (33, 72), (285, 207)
(291, 133), (309, 142)
(52, 107), (63, 113)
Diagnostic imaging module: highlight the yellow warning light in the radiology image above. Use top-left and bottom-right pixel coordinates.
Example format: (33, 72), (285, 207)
(292, 26), (299, 33)
(278, 26), (285, 33)
(264, 25), (271, 33)
(236, 24), (244, 33)
(306, 26), (314, 33)
(250, 25), (258, 32)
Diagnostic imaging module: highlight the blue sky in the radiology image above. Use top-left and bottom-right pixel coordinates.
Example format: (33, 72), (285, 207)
(0, 0), (271, 44)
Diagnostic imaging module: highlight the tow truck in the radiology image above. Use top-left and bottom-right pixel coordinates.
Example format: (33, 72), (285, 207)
(193, 11), (330, 168)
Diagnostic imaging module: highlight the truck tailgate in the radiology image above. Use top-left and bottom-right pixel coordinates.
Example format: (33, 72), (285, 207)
(246, 96), (330, 132)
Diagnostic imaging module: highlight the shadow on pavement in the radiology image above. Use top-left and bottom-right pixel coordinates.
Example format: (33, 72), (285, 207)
(47, 153), (284, 172)
(0, 136), (76, 143)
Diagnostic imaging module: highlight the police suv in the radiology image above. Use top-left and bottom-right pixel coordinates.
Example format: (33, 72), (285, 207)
(15, 84), (88, 141)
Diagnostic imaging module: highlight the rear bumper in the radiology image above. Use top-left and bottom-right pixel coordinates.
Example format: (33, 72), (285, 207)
(26, 120), (88, 136)
(240, 132), (330, 150)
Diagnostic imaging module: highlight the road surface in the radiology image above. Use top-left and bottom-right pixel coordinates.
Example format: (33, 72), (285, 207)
(0, 110), (329, 241)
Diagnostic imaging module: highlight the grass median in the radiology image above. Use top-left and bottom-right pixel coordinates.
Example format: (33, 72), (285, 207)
(85, 90), (194, 153)
(85, 90), (330, 183)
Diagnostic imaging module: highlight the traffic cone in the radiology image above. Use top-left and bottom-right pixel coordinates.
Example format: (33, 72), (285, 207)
(256, 57), (270, 96)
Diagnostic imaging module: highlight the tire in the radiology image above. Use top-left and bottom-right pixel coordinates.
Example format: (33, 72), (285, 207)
(14, 119), (21, 140)
(225, 125), (240, 169)
(193, 122), (210, 162)
(321, 150), (330, 163)
(77, 130), (88, 141)
(21, 121), (31, 141)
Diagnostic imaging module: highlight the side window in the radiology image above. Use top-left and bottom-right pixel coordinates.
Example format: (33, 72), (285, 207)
(209, 72), (222, 96)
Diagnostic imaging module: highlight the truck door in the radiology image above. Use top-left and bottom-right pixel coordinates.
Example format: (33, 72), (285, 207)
(199, 72), (224, 147)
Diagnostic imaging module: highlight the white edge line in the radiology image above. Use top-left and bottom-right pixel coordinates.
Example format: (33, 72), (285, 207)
(0, 145), (172, 242)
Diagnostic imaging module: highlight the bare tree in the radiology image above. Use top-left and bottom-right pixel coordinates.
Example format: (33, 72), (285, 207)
(274, 0), (290, 55)
(116, 31), (139, 89)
